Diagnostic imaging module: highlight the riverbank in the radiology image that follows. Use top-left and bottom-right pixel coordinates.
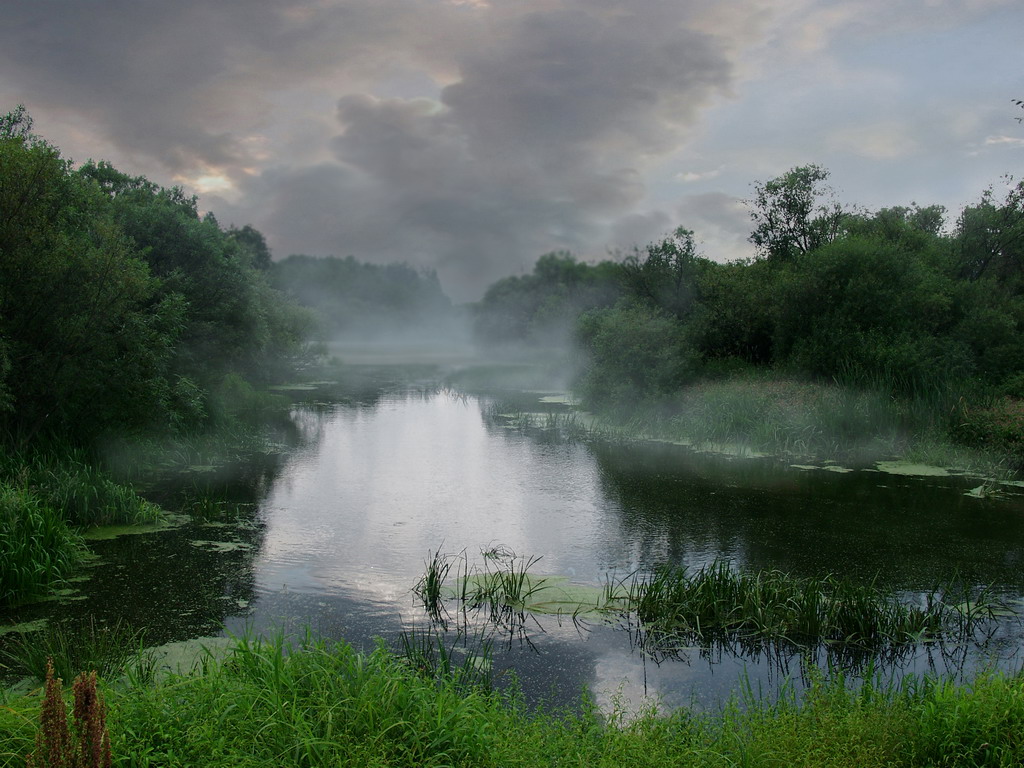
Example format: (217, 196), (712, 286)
(561, 373), (1020, 479)
(2, 635), (1023, 767)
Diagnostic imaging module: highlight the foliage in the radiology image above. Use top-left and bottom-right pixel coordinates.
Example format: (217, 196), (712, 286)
(473, 252), (621, 346)
(25, 660), (111, 768)
(0, 110), (180, 441)
(272, 254), (456, 340)
(555, 166), (1024, 461)
(748, 164), (849, 262)
(619, 227), (706, 321)
(575, 301), (699, 410)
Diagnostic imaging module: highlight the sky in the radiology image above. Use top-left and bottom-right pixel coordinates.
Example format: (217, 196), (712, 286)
(1, 0), (1022, 301)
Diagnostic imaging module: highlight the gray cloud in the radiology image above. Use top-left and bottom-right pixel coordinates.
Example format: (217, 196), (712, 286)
(5, 0), (1017, 299)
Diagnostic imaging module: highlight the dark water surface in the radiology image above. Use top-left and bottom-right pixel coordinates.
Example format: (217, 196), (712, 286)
(6, 366), (1024, 711)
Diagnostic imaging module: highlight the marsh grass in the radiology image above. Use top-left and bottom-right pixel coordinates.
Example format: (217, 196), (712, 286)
(395, 625), (493, 690)
(588, 374), (1015, 472)
(483, 401), (595, 443)
(415, 551), (1010, 669)
(2, 618), (147, 683)
(415, 547), (555, 632)
(0, 447), (165, 607)
(4, 630), (1024, 768)
(0, 482), (84, 607)
(628, 562), (1007, 660)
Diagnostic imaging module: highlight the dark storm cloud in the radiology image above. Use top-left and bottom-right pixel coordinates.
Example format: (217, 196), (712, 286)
(2, 0), (742, 298)
(246, 1), (735, 296)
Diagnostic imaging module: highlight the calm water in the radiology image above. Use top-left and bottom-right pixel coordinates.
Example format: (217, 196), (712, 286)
(5, 364), (1024, 710)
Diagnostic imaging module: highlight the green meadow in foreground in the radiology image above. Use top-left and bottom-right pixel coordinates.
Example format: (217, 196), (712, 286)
(2, 633), (1024, 767)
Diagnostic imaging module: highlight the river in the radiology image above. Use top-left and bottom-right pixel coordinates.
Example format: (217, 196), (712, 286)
(4, 357), (1024, 711)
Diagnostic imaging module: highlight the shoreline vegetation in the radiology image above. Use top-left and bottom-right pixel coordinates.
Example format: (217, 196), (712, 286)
(5, 107), (1024, 765)
(2, 633), (1024, 767)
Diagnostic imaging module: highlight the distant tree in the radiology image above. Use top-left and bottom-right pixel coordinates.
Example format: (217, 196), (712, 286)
(473, 252), (621, 346)
(620, 227), (705, 321)
(955, 179), (1024, 284)
(228, 224), (273, 270)
(748, 165), (847, 262)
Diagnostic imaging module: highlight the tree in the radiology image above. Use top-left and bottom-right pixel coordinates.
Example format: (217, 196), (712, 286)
(748, 165), (847, 262)
(619, 227), (705, 321)
(0, 108), (183, 440)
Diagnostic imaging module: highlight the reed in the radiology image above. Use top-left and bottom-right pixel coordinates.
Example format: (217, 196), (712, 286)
(413, 548), (456, 619)
(395, 625), (493, 691)
(0, 482), (83, 607)
(3, 618), (147, 683)
(628, 562), (1001, 655)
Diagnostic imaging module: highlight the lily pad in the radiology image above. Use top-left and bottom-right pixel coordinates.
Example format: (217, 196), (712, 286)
(189, 539), (252, 553)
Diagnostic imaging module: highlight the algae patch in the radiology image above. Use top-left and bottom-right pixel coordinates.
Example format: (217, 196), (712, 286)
(84, 513), (190, 541)
(0, 619), (48, 636)
(875, 461), (950, 477)
(190, 539), (252, 553)
(144, 636), (235, 679)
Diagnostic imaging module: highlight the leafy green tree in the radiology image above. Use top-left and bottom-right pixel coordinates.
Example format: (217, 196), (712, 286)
(748, 165), (848, 262)
(0, 108), (183, 440)
(80, 162), (309, 390)
(955, 179), (1024, 285)
(619, 227), (705, 321)
(772, 234), (964, 392)
(473, 252), (621, 346)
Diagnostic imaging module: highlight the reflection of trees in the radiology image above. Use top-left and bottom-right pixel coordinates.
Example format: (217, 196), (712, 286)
(592, 443), (1024, 592)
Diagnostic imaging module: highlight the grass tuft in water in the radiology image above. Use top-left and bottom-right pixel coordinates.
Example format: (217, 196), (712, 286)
(2, 618), (148, 683)
(628, 561), (1005, 658)
(395, 625), (493, 691)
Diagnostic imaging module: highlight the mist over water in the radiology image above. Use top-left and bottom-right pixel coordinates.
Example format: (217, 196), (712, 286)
(8, 355), (1022, 712)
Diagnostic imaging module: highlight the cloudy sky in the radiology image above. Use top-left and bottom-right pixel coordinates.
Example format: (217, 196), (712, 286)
(2, 0), (1022, 300)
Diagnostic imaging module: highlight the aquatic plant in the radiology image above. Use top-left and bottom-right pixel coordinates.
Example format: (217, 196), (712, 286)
(627, 562), (1004, 656)
(0, 481), (83, 607)
(395, 625), (493, 691)
(414, 548), (457, 619)
(3, 618), (147, 683)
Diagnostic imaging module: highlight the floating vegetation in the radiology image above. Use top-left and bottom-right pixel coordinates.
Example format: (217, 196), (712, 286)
(83, 513), (189, 541)
(875, 461), (951, 477)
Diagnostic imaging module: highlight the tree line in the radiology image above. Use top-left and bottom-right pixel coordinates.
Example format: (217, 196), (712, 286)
(473, 165), (1024, 456)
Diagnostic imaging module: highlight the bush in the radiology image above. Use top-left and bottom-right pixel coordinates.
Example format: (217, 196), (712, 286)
(575, 301), (699, 411)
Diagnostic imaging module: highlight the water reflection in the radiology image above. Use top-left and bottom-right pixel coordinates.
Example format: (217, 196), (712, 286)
(7, 378), (1024, 712)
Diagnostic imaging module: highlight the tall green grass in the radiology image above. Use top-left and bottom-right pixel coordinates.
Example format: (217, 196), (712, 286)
(0, 448), (163, 606)
(626, 562), (1001, 660)
(3, 632), (1024, 768)
(1, 618), (147, 683)
(0, 481), (83, 607)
